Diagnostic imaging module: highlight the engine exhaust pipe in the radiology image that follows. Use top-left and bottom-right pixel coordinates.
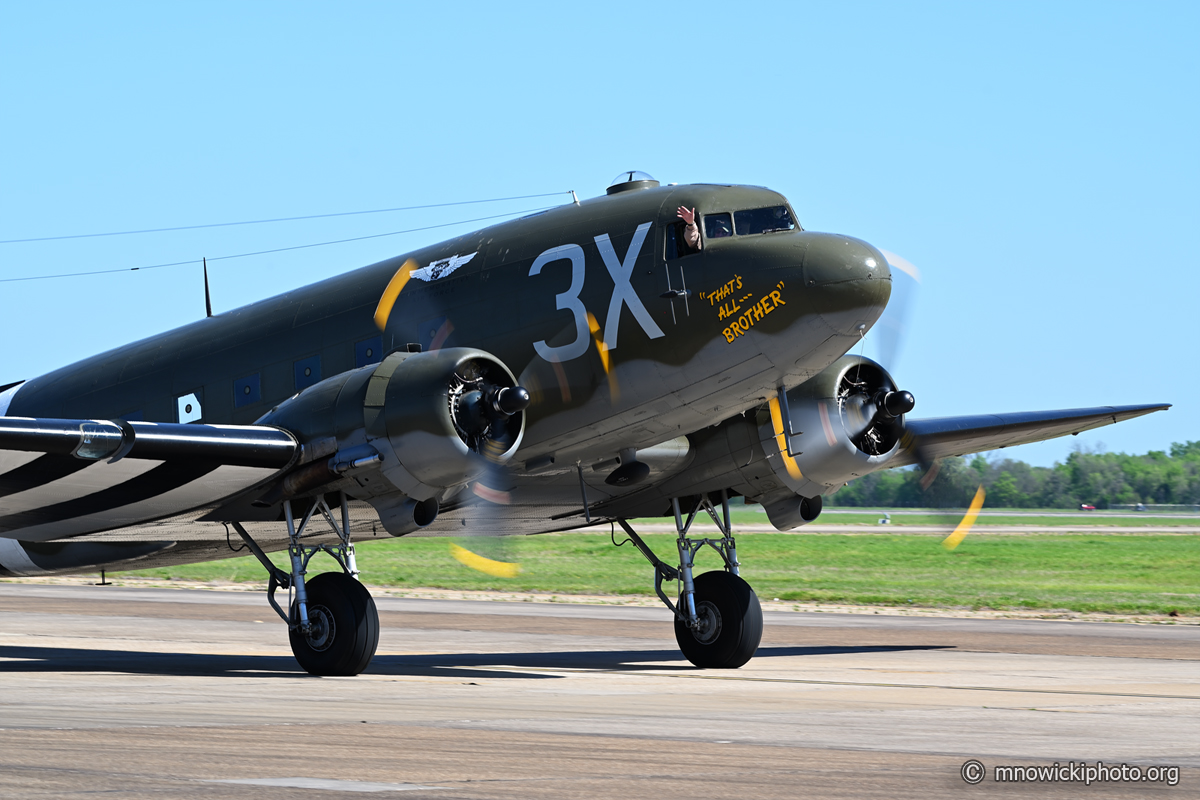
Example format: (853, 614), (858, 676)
(374, 497), (439, 536)
(763, 494), (823, 531)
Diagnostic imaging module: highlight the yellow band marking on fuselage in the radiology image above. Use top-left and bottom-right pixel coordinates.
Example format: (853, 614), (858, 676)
(767, 396), (803, 480)
(373, 259), (417, 331)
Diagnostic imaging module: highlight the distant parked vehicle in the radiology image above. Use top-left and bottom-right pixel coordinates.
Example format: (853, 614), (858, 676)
(1080, 504), (1096, 511)
(1136, 503), (1147, 511)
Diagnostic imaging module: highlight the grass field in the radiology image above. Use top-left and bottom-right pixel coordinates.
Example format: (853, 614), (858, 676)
(731, 508), (1200, 527)
(118, 529), (1200, 616)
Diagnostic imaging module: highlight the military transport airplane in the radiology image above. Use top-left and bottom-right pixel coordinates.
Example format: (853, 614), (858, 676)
(0, 171), (1168, 675)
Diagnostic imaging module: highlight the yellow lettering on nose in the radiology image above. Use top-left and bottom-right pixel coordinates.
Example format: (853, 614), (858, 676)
(723, 328), (735, 342)
(770, 289), (785, 305)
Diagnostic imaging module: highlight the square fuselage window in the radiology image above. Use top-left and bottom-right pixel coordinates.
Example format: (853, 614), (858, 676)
(294, 356), (321, 391)
(234, 374), (261, 407)
(355, 336), (383, 368)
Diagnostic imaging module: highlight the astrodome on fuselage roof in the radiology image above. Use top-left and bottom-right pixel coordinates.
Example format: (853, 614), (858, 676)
(607, 170), (661, 194)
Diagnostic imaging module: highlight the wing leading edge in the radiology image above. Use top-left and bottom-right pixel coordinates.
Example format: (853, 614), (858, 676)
(891, 403), (1170, 467)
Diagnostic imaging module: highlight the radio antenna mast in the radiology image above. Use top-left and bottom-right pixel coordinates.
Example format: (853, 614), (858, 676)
(203, 257), (213, 317)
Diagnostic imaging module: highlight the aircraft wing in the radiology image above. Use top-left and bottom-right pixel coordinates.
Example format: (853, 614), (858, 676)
(890, 403), (1170, 467)
(0, 417), (298, 542)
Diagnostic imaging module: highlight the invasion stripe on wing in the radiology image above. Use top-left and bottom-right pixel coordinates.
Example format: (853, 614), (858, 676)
(0, 460), (222, 534)
(0, 453), (94, 500)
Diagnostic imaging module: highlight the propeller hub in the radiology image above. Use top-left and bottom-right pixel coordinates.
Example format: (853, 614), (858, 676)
(881, 390), (915, 418)
(493, 386), (530, 416)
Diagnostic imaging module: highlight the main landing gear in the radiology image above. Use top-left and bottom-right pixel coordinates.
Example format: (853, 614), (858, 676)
(616, 490), (763, 669)
(233, 491), (379, 676)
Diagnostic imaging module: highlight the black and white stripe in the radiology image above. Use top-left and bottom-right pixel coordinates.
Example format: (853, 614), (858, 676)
(0, 417), (298, 552)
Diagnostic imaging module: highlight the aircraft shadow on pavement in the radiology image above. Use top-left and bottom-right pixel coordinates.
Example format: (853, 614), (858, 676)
(0, 643), (949, 679)
(371, 644), (952, 674)
(0, 643), (547, 680)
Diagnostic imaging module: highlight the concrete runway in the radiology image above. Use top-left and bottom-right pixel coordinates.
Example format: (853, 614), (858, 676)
(0, 583), (1196, 799)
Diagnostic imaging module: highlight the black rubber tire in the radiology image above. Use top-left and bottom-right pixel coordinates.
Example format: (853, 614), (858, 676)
(674, 571), (763, 669)
(289, 572), (379, 676)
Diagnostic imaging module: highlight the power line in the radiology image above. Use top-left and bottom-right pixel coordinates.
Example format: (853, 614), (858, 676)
(205, 205), (555, 264)
(0, 191), (573, 245)
(0, 204), (559, 284)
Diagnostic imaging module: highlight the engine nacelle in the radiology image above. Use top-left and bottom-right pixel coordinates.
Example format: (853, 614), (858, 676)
(758, 355), (908, 500)
(258, 347), (526, 532)
(366, 348), (524, 499)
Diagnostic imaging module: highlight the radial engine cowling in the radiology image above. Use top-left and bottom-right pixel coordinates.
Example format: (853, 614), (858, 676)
(759, 355), (912, 502)
(258, 347), (527, 521)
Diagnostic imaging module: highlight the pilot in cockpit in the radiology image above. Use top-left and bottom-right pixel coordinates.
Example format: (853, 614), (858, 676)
(705, 214), (732, 238)
(676, 206), (702, 252)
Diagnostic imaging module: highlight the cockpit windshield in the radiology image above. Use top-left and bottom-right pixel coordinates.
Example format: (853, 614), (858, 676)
(734, 206), (796, 235)
(703, 213), (733, 239)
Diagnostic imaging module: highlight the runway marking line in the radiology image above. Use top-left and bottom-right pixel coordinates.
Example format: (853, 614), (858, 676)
(462, 665), (1200, 701)
(206, 776), (441, 792)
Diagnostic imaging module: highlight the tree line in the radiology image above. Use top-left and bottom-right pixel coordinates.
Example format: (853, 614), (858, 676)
(828, 441), (1200, 509)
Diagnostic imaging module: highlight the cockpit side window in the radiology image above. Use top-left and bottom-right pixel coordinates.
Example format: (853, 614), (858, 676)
(665, 222), (701, 259)
(703, 213), (733, 240)
(734, 206), (797, 235)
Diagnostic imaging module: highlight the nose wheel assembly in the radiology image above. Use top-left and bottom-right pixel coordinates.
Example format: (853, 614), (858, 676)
(616, 490), (763, 669)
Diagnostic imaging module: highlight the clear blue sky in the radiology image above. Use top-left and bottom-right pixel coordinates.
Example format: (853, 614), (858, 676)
(2, 2), (1196, 466)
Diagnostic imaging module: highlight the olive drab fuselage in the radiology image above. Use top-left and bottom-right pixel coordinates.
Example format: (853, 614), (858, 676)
(8, 182), (892, 476)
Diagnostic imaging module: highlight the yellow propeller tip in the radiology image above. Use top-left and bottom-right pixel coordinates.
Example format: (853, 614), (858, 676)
(449, 542), (521, 578)
(941, 485), (986, 551)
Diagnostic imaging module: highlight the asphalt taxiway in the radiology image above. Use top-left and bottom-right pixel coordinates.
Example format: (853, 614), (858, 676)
(0, 582), (1196, 798)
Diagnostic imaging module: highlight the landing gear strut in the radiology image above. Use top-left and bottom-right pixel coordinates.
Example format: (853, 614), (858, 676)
(616, 490), (762, 668)
(234, 491), (379, 676)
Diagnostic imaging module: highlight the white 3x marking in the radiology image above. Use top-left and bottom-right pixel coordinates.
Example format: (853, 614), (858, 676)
(529, 244), (589, 363)
(595, 222), (664, 350)
(529, 221), (663, 363)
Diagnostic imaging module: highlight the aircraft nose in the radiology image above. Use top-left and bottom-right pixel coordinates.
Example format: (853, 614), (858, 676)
(803, 233), (890, 287)
(801, 233), (891, 333)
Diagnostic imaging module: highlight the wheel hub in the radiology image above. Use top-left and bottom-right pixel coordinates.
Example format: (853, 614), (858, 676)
(303, 604), (336, 652)
(690, 600), (723, 644)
